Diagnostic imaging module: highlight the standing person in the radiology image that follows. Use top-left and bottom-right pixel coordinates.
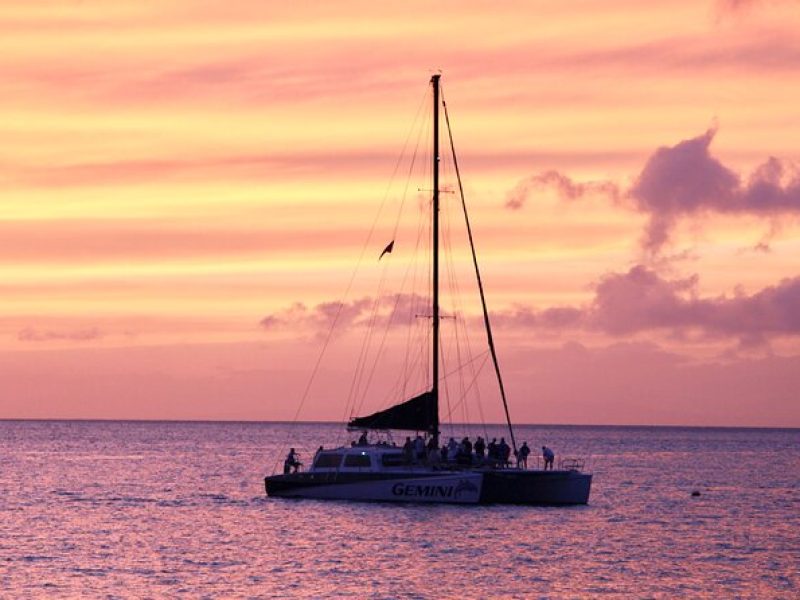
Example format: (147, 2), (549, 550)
(462, 437), (473, 457)
(402, 436), (413, 464)
(427, 435), (438, 455)
(542, 445), (555, 470)
(284, 448), (301, 474)
(447, 437), (459, 460)
(487, 438), (498, 462)
(499, 437), (511, 467)
(427, 444), (441, 465)
(413, 435), (426, 463)
(517, 442), (530, 469)
(474, 436), (486, 460)
(455, 439), (466, 465)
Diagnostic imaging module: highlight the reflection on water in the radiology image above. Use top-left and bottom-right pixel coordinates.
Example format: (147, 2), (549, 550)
(1, 421), (797, 598)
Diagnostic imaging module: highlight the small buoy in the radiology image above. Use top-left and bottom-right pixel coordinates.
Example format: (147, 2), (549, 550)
(691, 490), (701, 497)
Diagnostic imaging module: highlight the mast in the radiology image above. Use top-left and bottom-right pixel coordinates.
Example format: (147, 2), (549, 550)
(431, 73), (440, 446)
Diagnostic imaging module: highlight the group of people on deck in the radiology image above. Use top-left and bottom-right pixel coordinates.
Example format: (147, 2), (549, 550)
(283, 437), (556, 474)
(399, 435), (556, 470)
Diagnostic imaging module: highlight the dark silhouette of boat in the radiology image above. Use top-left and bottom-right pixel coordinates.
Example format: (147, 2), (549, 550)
(265, 75), (592, 505)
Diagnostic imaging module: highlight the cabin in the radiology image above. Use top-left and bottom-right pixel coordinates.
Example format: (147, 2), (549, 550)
(309, 445), (428, 474)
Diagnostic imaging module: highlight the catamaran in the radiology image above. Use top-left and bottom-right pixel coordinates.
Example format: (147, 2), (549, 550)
(264, 75), (592, 505)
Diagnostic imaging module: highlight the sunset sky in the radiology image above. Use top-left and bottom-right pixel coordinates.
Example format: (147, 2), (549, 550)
(1, 0), (798, 426)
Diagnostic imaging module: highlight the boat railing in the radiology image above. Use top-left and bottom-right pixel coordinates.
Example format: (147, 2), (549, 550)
(524, 456), (587, 471)
(558, 457), (585, 471)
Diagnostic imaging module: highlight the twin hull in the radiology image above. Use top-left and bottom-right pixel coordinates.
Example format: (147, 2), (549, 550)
(264, 470), (591, 505)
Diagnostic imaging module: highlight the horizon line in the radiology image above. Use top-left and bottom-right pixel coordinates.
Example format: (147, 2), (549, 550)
(1, 417), (797, 431)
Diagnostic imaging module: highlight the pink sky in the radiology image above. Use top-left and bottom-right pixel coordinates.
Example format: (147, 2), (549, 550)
(1, 0), (799, 426)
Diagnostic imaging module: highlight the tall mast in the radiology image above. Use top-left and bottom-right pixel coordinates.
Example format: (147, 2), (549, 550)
(431, 73), (440, 446)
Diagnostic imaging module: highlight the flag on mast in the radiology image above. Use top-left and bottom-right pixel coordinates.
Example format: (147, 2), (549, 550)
(379, 240), (394, 260)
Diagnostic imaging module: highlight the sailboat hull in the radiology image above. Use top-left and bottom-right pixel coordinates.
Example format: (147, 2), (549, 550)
(265, 472), (483, 504)
(480, 470), (592, 505)
(265, 469), (591, 505)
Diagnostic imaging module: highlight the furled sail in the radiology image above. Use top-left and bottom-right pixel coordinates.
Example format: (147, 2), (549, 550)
(347, 390), (435, 432)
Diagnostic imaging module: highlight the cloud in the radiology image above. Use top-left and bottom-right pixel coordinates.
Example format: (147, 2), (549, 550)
(260, 299), (373, 332)
(505, 170), (620, 210)
(631, 129), (800, 251)
(495, 266), (800, 346)
(501, 340), (800, 426)
(18, 327), (102, 342)
(507, 129), (800, 253)
(491, 306), (586, 330)
(260, 294), (430, 335)
(715, 0), (799, 16)
(716, 0), (763, 13)
(264, 267), (800, 348)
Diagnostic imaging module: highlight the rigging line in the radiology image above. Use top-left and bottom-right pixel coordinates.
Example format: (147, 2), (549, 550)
(441, 84), (518, 456)
(439, 325), (454, 440)
(385, 86), (430, 210)
(440, 173), (488, 439)
(340, 90), (432, 426)
(341, 272), (387, 423)
(447, 321), (466, 425)
(443, 352), (491, 421)
(344, 89), (429, 417)
(384, 346), (488, 415)
(342, 220), (400, 422)
(442, 195), (489, 439)
(439, 349), (489, 380)
(418, 105), (433, 391)
(344, 297), (379, 420)
(458, 307), (490, 441)
(440, 167), (466, 433)
(393, 90), (431, 241)
(353, 290), (410, 417)
(382, 344), (425, 408)
(399, 211), (428, 402)
(374, 199), (428, 411)
(354, 286), (424, 418)
(453, 312), (469, 433)
(350, 121), (432, 421)
(344, 264), (393, 423)
(439, 100), (486, 439)
(440, 152), (473, 435)
(353, 116), (432, 417)
(446, 179), (472, 432)
(285, 86), (431, 446)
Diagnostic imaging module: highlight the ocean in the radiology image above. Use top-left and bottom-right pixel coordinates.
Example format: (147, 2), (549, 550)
(1, 421), (797, 598)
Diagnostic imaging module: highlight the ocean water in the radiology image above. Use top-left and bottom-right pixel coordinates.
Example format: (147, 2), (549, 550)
(1, 421), (797, 599)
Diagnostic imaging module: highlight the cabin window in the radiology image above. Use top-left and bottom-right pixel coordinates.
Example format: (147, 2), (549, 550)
(381, 453), (408, 467)
(314, 453), (343, 468)
(343, 453), (371, 468)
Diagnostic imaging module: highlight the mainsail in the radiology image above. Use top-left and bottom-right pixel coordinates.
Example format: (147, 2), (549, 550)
(347, 390), (435, 433)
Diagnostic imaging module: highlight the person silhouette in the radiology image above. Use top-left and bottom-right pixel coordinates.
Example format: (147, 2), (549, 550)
(517, 442), (530, 468)
(542, 446), (555, 470)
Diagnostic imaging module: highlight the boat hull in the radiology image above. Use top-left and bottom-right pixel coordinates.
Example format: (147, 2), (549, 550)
(480, 470), (592, 505)
(266, 471), (483, 504)
(265, 469), (591, 505)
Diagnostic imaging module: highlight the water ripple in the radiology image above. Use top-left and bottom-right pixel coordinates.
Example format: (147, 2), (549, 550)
(1, 421), (798, 598)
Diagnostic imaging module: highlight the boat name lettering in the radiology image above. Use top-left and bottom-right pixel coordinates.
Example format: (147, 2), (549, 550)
(391, 483), (455, 498)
